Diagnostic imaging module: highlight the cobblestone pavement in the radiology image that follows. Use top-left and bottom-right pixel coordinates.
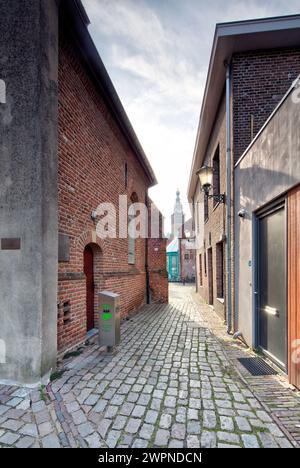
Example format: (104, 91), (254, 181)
(0, 284), (299, 448)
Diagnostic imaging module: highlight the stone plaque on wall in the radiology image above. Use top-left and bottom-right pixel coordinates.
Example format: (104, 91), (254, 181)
(58, 233), (70, 262)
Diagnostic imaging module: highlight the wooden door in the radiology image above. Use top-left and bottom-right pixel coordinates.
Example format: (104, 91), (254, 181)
(84, 246), (94, 331)
(288, 186), (300, 389)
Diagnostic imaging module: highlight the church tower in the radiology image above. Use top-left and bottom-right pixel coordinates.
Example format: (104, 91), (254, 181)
(171, 190), (184, 238)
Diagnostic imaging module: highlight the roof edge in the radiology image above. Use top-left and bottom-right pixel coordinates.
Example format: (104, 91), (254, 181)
(61, 0), (157, 187)
(187, 13), (300, 202)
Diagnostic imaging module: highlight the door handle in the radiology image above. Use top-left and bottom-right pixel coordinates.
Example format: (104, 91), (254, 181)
(264, 306), (279, 316)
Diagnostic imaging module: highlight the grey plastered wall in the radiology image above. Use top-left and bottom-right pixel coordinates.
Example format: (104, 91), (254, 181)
(234, 84), (300, 346)
(0, 1), (59, 384)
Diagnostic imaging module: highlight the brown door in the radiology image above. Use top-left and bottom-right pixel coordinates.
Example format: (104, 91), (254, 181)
(288, 186), (300, 389)
(207, 248), (213, 305)
(84, 246), (94, 331)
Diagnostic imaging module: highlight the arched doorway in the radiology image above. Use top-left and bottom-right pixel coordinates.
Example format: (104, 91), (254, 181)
(84, 245), (94, 331)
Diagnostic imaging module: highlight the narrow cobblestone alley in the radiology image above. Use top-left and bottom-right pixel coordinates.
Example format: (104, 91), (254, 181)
(0, 284), (299, 448)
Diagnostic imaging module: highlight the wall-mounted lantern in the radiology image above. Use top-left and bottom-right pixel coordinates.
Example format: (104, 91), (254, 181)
(196, 165), (225, 203)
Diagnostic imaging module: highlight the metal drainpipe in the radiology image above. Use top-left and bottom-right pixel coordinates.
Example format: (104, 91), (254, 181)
(145, 193), (150, 304)
(226, 62), (232, 334)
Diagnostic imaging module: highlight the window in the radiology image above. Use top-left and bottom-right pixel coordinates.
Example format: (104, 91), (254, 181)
(216, 242), (224, 299)
(204, 251), (207, 277)
(184, 253), (189, 260)
(128, 193), (138, 264)
(213, 145), (220, 207)
(199, 254), (203, 286)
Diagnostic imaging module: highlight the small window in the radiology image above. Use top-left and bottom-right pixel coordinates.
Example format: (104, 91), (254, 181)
(204, 252), (207, 277)
(128, 193), (138, 264)
(216, 242), (224, 299)
(128, 214), (135, 264)
(213, 145), (220, 207)
(184, 253), (189, 260)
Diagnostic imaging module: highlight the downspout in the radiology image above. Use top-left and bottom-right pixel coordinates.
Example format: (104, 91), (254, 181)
(145, 192), (150, 304)
(193, 199), (198, 293)
(226, 61), (232, 334)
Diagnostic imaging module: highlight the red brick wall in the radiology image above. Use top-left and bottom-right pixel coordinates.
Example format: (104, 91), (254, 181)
(57, 26), (166, 353)
(195, 93), (227, 320)
(147, 203), (168, 303)
(232, 48), (300, 163)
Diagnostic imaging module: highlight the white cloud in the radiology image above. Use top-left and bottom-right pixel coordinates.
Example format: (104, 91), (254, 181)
(82, 0), (300, 232)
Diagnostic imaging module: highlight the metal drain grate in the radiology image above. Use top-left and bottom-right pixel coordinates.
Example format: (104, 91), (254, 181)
(238, 357), (278, 376)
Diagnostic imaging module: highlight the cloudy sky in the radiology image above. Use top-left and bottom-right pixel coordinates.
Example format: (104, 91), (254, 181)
(82, 0), (300, 232)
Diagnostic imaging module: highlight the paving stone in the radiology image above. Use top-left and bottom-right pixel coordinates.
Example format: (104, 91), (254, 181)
(93, 399), (107, 413)
(15, 436), (35, 448)
(187, 420), (201, 434)
(20, 423), (38, 437)
(77, 422), (94, 437)
(1, 419), (24, 431)
(265, 423), (285, 438)
(201, 431), (217, 448)
(98, 418), (112, 438)
(106, 430), (121, 448)
(164, 396), (176, 408)
(169, 439), (184, 448)
(154, 429), (170, 447)
(120, 402), (134, 416)
(6, 398), (22, 408)
(187, 408), (198, 420)
(66, 401), (80, 413)
(125, 418), (142, 434)
(86, 433), (102, 448)
(105, 405), (119, 419)
(111, 394), (125, 406)
(235, 416), (251, 432)
(112, 415), (127, 430)
(139, 423), (155, 443)
(132, 438), (148, 448)
(220, 416), (234, 431)
(145, 410), (158, 424)
(187, 435), (200, 448)
(42, 433), (61, 448)
(218, 443), (241, 448)
(127, 392), (139, 403)
(0, 431), (20, 446)
(203, 410), (217, 429)
(171, 423), (186, 440)
(31, 400), (46, 412)
(137, 394), (151, 406)
(72, 409), (87, 425)
(242, 434), (260, 448)
(84, 394), (99, 406)
(276, 437), (293, 448)
(256, 410), (273, 423)
(159, 413), (172, 429)
(132, 405), (146, 418)
(217, 431), (240, 445)
(38, 422), (53, 437)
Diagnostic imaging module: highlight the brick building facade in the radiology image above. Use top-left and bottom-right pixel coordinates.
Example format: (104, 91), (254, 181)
(57, 17), (167, 353)
(0, 0), (167, 385)
(188, 16), (300, 329)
